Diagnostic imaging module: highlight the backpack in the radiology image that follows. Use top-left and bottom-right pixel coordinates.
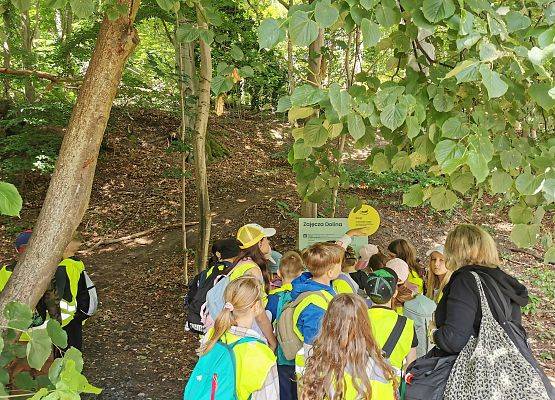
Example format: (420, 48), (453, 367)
(403, 295), (436, 358)
(79, 270), (98, 317)
(185, 262), (230, 334)
(276, 290), (331, 361)
(184, 337), (262, 400)
(273, 291), (293, 366)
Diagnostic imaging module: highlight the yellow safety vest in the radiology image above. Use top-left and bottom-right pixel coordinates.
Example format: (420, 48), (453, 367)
(293, 290), (334, 375)
(0, 265), (13, 292)
(368, 307), (414, 370)
(342, 368), (396, 400)
(332, 275), (355, 294)
(220, 331), (276, 400)
(407, 269), (424, 294)
(58, 258), (85, 327)
(268, 282), (292, 295)
(229, 261), (259, 282)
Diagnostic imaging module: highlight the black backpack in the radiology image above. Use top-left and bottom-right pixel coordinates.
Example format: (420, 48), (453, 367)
(184, 261), (231, 334)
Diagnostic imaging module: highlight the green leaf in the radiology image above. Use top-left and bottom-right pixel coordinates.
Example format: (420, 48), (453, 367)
(4, 301), (33, 330)
(479, 64), (508, 99)
(500, 149), (522, 170)
(380, 102), (407, 131)
(542, 178), (555, 203)
(450, 172), (474, 194)
(258, 19), (284, 49)
(29, 387), (48, 400)
(361, 18), (381, 48)
(434, 139), (465, 173)
(444, 59), (478, 81)
(515, 171), (544, 195)
(13, 372), (36, 391)
(288, 106), (313, 123)
(529, 83), (555, 111)
(487, 14), (508, 40)
(314, 0), (339, 28)
(239, 66), (255, 78)
(64, 347), (84, 373)
(289, 11), (319, 47)
(509, 204), (533, 224)
(70, 0), (95, 18)
(422, 0), (455, 23)
(505, 11), (530, 33)
(11, 0), (31, 12)
(328, 83), (351, 118)
(391, 152), (412, 172)
(276, 96), (292, 112)
(304, 119), (328, 147)
(26, 329), (52, 370)
(441, 117), (468, 139)
(376, 4), (401, 27)
(293, 141), (312, 159)
(229, 45), (244, 61)
(490, 170), (512, 194)
(155, 0), (178, 12)
(211, 75), (233, 95)
(430, 186), (458, 210)
(510, 224), (540, 248)
(479, 42), (499, 62)
(467, 150), (489, 183)
(290, 84), (325, 106)
(433, 91), (454, 112)
(372, 153), (390, 174)
(347, 114), (365, 140)
(46, 319), (67, 349)
(176, 24), (199, 43)
(406, 116), (421, 139)
(459, 9), (474, 35)
(403, 184), (424, 206)
(0, 182), (23, 217)
(456, 32), (481, 51)
(538, 26), (555, 49)
(545, 246), (555, 264)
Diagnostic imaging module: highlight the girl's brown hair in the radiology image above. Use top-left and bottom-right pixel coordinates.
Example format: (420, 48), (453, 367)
(392, 283), (414, 310)
(199, 276), (262, 355)
(425, 253), (453, 302)
(301, 294), (398, 400)
(367, 252), (390, 272)
(232, 243), (271, 292)
(445, 224), (500, 270)
(388, 239), (424, 278)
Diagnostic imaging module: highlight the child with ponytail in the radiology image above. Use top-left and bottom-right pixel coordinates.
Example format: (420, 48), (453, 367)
(299, 294), (398, 400)
(186, 276), (279, 400)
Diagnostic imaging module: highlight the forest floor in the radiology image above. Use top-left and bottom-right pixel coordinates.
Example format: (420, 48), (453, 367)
(0, 108), (553, 399)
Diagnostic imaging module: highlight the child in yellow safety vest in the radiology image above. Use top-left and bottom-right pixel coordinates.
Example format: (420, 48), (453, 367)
(265, 251), (304, 400)
(365, 267), (418, 372)
(187, 276), (279, 400)
(387, 239), (425, 294)
(299, 294), (398, 400)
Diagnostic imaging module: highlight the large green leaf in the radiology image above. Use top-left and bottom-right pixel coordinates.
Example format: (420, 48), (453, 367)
(529, 83), (555, 111)
(0, 182), (22, 217)
(293, 141), (312, 159)
(276, 96), (292, 113)
(11, 0), (31, 12)
(406, 116), (421, 139)
(4, 302), (33, 330)
(289, 11), (319, 47)
(361, 18), (381, 48)
(288, 106), (314, 123)
(403, 184), (424, 206)
(347, 114), (365, 141)
(444, 59), (479, 81)
(176, 24), (199, 43)
(505, 11), (531, 33)
(430, 186), (458, 210)
(422, 0), (455, 23)
(515, 171), (544, 195)
(304, 119), (329, 147)
(230, 45), (244, 61)
(541, 178), (555, 203)
(211, 75), (234, 95)
(314, 0), (339, 28)
(441, 117), (468, 139)
(155, 0), (178, 12)
(391, 152), (412, 172)
(290, 84), (325, 106)
(500, 149), (522, 170)
(510, 224), (540, 248)
(26, 329), (52, 370)
(380, 102), (407, 130)
(479, 42), (499, 62)
(509, 204), (533, 224)
(434, 139), (465, 172)
(467, 151), (489, 183)
(450, 172), (474, 194)
(372, 153), (390, 173)
(46, 319), (68, 349)
(258, 19), (284, 49)
(329, 83), (351, 118)
(433, 91), (455, 112)
(376, 4), (401, 27)
(479, 64), (508, 99)
(490, 170), (513, 194)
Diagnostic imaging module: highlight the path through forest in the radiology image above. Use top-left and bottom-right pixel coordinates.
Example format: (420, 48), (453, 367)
(1, 109), (553, 399)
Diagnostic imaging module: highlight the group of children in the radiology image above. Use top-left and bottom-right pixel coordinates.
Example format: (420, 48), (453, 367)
(184, 223), (452, 400)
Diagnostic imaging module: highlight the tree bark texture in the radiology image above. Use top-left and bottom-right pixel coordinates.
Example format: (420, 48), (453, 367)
(193, 8), (212, 274)
(0, 0), (141, 326)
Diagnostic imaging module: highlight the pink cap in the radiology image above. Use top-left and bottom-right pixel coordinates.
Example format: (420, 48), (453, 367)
(359, 244), (379, 260)
(386, 258), (409, 283)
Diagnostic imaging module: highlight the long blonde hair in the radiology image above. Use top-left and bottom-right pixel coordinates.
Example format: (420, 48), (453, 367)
(301, 294), (398, 400)
(199, 276), (262, 355)
(425, 261), (452, 302)
(445, 224), (500, 271)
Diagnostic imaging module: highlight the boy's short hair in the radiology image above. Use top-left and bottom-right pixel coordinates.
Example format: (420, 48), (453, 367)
(301, 242), (344, 277)
(279, 251), (304, 279)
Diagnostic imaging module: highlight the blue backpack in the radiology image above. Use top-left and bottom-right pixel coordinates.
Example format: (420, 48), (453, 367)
(184, 337), (261, 400)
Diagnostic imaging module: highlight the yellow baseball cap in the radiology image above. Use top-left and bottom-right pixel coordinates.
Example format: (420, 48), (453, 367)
(236, 223), (276, 249)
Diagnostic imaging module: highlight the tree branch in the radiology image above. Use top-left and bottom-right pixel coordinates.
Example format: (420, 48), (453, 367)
(414, 39), (454, 68)
(277, 0), (289, 9)
(0, 68), (79, 83)
(160, 18), (174, 45)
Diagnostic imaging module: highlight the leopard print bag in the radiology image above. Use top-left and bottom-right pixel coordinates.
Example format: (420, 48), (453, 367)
(443, 272), (550, 400)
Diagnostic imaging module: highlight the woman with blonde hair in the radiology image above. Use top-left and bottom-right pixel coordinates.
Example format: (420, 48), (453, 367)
(425, 244), (452, 303)
(185, 276), (279, 399)
(300, 294), (398, 400)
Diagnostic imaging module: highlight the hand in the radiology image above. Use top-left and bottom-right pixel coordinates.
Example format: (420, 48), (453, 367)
(346, 228), (369, 237)
(268, 337), (277, 352)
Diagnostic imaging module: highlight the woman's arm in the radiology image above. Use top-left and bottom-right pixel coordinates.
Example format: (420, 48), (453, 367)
(434, 272), (479, 354)
(256, 311), (277, 352)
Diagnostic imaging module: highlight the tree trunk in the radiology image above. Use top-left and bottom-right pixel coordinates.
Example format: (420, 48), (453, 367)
(0, 0), (141, 326)
(286, 0), (294, 95)
(193, 7), (212, 273)
(301, 27), (324, 218)
(2, 11), (12, 98)
(21, 10), (35, 102)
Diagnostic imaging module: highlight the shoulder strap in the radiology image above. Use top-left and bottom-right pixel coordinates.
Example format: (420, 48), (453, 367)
(228, 336), (264, 349)
(475, 271), (512, 321)
(290, 290), (330, 308)
(382, 315), (407, 358)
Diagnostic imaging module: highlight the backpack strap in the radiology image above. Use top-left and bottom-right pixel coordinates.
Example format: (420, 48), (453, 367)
(475, 271), (512, 321)
(382, 315), (407, 359)
(227, 336), (265, 349)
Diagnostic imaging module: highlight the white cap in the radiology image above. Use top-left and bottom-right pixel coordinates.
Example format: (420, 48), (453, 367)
(426, 244), (445, 257)
(359, 244), (379, 260)
(385, 258), (409, 283)
(245, 223), (276, 238)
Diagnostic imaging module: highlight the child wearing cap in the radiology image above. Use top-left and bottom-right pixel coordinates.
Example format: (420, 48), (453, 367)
(365, 267), (418, 372)
(388, 239), (425, 294)
(266, 251), (304, 400)
(425, 244), (452, 303)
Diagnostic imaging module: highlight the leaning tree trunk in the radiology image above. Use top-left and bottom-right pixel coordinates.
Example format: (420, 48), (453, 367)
(301, 27), (324, 219)
(193, 7), (212, 274)
(0, 0), (141, 325)
(21, 10), (36, 102)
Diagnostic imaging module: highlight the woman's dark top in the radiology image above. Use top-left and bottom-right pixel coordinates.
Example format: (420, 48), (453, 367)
(433, 265), (529, 355)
